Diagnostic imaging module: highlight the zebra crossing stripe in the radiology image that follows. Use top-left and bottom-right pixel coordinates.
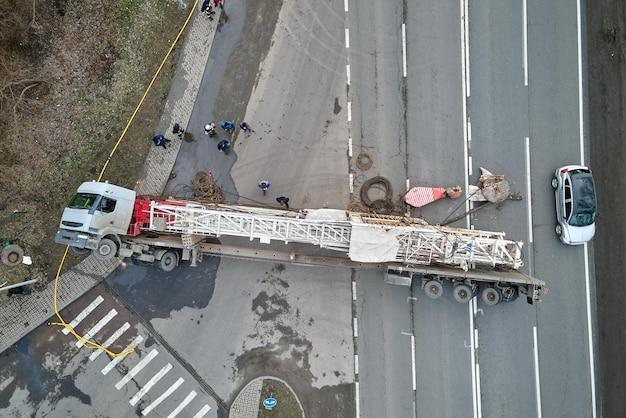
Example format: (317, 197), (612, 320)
(142, 377), (184, 416)
(90, 322), (130, 361)
(130, 363), (173, 406)
(192, 405), (212, 418)
(76, 309), (117, 348)
(167, 391), (197, 418)
(62, 295), (104, 335)
(102, 335), (143, 375)
(115, 349), (159, 390)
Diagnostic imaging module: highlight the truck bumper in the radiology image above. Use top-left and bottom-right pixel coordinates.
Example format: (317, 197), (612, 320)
(54, 230), (99, 250)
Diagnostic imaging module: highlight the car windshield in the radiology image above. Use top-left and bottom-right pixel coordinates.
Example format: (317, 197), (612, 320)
(68, 193), (100, 210)
(568, 173), (597, 227)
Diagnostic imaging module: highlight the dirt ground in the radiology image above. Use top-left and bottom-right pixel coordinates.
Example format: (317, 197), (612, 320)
(586, 1), (626, 416)
(0, 0), (190, 291)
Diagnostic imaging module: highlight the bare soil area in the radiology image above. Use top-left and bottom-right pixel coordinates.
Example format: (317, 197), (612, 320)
(0, 0), (190, 290)
(587, 1), (626, 416)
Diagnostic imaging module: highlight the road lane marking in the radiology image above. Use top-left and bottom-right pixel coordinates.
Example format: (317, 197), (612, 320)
(348, 137), (353, 157)
(349, 172), (354, 193)
(402, 23), (407, 77)
(346, 64), (351, 85)
(468, 156), (473, 176)
(460, 0), (471, 226)
(344, 0), (348, 12)
(193, 405), (212, 418)
(102, 335), (144, 375)
(76, 309), (117, 348)
(583, 243), (597, 418)
(474, 328), (479, 349)
(523, 0), (528, 86)
(142, 377), (184, 416)
(525, 137), (534, 244)
(355, 381), (360, 418)
(345, 28), (350, 49)
(468, 119), (472, 148)
(347, 101), (352, 122)
(354, 354), (359, 375)
(115, 349), (159, 390)
(90, 322), (131, 361)
(63, 295), (104, 335)
(464, 0), (471, 97)
(353, 317), (358, 337)
(167, 390), (197, 418)
(533, 326), (543, 418)
(469, 297), (478, 418)
(352, 281), (356, 301)
(476, 363), (483, 418)
(410, 335), (416, 391)
(130, 363), (173, 406)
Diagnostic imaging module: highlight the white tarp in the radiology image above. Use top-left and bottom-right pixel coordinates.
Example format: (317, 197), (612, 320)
(348, 223), (412, 263)
(305, 209), (349, 221)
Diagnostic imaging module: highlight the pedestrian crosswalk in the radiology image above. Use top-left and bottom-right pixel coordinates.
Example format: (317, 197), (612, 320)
(60, 292), (214, 417)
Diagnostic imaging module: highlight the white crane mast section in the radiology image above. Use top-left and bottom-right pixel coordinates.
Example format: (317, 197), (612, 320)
(146, 202), (523, 271)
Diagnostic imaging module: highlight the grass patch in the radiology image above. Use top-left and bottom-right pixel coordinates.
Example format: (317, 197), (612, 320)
(258, 378), (304, 418)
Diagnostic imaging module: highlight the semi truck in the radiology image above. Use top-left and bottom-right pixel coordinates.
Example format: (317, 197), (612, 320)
(55, 181), (546, 305)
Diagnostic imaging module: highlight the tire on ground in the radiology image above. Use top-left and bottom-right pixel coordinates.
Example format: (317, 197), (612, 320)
(93, 238), (117, 260)
(481, 287), (502, 306)
(1, 244), (24, 266)
(159, 251), (178, 272)
(424, 280), (443, 299)
(453, 283), (473, 303)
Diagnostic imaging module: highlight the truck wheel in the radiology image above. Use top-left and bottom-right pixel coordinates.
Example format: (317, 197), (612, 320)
(453, 284), (473, 303)
(501, 286), (518, 302)
(481, 287), (501, 306)
(159, 251), (178, 272)
(93, 238), (117, 260)
(1, 244), (24, 266)
(424, 280), (443, 299)
(551, 177), (558, 189)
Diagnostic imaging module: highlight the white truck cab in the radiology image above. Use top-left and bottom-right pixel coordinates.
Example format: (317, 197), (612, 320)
(55, 181), (136, 258)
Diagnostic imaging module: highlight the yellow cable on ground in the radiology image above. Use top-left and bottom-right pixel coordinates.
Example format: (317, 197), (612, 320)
(51, 0), (200, 359)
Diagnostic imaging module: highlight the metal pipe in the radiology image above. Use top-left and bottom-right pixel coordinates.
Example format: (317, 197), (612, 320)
(0, 278), (39, 292)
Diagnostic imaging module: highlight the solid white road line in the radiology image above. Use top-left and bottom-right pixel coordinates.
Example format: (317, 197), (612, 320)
(476, 363), (483, 418)
(90, 322), (131, 361)
(410, 335), (416, 391)
(130, 363), (173, 406)
(344, 0), (349, 13)
(533, 326), (543, 418)
(192, 405), (212, 418)
(102, 335), (144, 375)
(354, 354), (359, 375)
(464, 0), (471, 97)
(352, 281), (356, 301)
(469, 298), (478, 418)
(525, 137), (534, 244)
(115, 349), (159, 390)
(346, 64), (351, 85)
(345, 28), (350, 49)
(460, 0), (471, 226)
(523, 0), (528, 86)
(355, 381), (360, 418)
(142, 377), (184, 416)
(63, 295), (104, 335)
(167, 390), (197, 418)
(402, 23), (407, 77)
(584, 243), (597, 418)
(347, 101), (352, 122)
(576, 0), (585, 164)
(353, 317), (358, 337)
(76, 309), (117, 348)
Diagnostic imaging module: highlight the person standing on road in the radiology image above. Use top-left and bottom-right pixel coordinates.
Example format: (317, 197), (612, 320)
(276, 196), (289, 209)
(220, 120), (235, 132)
(172, 123), (185, 139)
(217, 139), (231, 153)
(239, 121), (253, 134)
(204, 122), (216, 136)
(258, 180), (271, 195)
(152, 134), (170, 149)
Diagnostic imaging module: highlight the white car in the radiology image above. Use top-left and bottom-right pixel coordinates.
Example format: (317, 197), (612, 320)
(551, 165), (597, 245)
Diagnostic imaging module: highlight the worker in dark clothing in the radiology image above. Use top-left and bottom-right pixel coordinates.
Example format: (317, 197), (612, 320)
(220, 120), (235, 132)
(152, 134), (170, 149)
(276, 196), (290, 209)
(201, 0), (215, 19)
(239, 121), (253, 133)
(172, 123), (185, 139)
(258, 180), (271, 195)
(217, 139), (231, 153)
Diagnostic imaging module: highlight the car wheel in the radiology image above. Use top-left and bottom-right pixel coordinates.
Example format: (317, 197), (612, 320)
(555, 224), (563, 236)
(551, 177), (558, 189)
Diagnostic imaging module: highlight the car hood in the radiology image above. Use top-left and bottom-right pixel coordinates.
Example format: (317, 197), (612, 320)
(563, 223), (595, 245)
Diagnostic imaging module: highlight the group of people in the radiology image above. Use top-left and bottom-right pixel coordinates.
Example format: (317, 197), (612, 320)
(258, 180), (289, 208)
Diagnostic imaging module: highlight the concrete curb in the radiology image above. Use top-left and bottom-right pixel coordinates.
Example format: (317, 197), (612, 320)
(0, 6), (220, 354)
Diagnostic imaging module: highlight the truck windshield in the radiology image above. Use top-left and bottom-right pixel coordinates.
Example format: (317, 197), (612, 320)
(68, 193), (100, 210)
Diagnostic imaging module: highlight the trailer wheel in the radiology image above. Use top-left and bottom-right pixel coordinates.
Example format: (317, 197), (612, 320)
(93, 238), (117, 260)
(481, 287), (502, 306)
(453, 284), (473, 303)
(424, 280), (443, 299)
(159, 251), (178, 272)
